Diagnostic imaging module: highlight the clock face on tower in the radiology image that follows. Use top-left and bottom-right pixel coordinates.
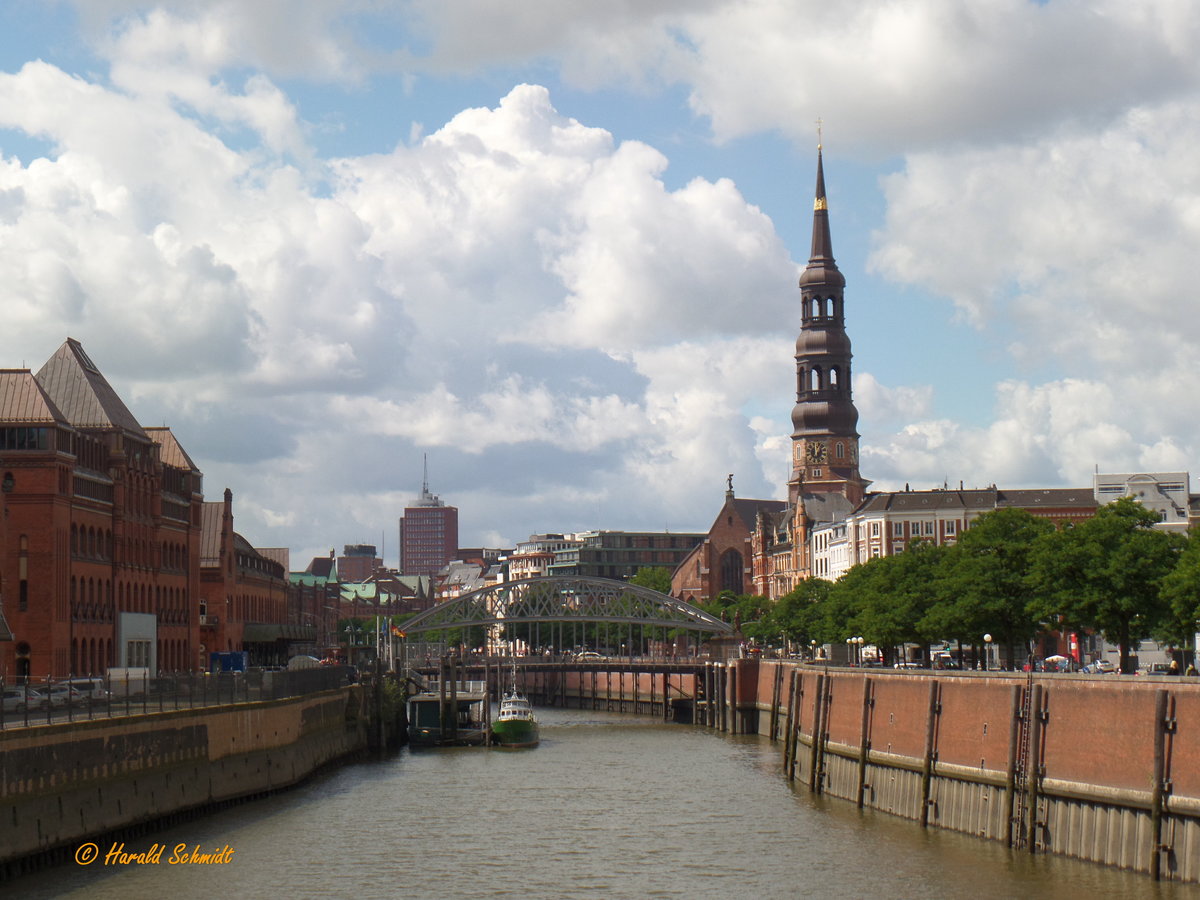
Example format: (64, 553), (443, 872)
(806, 441), (828, 464)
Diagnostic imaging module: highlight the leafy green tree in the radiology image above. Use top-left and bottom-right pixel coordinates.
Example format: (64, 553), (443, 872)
(924, 508), (1053, 669)
(763, 578), (832, 647)
(1159, 531), (1200, 652)
(827, 543), (946, 663)
(629, 566), (674, 594)
(1029, 497), (1184, 673)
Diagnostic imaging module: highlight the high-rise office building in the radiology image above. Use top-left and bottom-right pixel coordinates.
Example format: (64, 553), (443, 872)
(398, 458), (458, 577)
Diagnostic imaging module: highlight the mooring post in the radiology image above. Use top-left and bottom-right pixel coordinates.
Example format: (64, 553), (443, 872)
(770, 662), (784, 742)
(1004, 684), (1020, 848)
(724, 667), (734, 734)
(1026, 683), (1044, 852)
(856, 677), (872, 809)
(783, 668), (798, 781)
(1151, 688), (1171, 881)
(920, 678), (940, 827)
(809, 672), (826, 793)
(483, 659), (491, 746)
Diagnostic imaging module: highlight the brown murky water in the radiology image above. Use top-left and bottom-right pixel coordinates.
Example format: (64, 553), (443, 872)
(11, 707), (1189, 899)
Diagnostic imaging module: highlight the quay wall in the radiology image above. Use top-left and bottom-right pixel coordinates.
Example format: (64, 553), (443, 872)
(741, 660), (1200, 883)
(0, 687), (367, 871)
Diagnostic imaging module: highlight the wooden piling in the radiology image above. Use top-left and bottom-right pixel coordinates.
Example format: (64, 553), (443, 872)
(809, 672), (826, 793)
(856, 677), (872, 809)
(1025, 683), (1043, 851)
(1004, 684), (1020, 848)
(783, 668), (798, 782)
(920, 679), (939, 827)
(1151, 688), (1170, 880)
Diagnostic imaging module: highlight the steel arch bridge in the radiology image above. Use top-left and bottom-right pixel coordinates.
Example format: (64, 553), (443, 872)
(399, 576), (733, 635)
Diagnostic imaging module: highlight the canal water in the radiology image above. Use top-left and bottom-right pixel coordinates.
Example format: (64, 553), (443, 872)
(12, 707), (1189, 899)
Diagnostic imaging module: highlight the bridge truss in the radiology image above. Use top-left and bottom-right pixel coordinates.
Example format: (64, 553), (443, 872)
(400, 576), (733, 636)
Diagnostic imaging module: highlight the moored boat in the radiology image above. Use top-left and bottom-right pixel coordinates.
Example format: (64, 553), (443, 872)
(491, 669), (539, 748)
(407, 683), (489, 747)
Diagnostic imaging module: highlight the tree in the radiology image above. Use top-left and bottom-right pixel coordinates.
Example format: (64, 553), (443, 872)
(1159, 531), (1200, 655)
(1029, 497), (1184, 673)
(925, 508), (1053, 669)
(629, 566), (673, 595)
(827, 543), (946, 663)
(764, 578), (832, 648)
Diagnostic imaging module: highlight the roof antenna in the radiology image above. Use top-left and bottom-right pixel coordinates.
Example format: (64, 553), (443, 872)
(422, 452), (429, 495)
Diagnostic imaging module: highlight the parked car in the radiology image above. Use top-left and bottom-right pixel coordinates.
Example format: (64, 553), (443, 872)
(575, 651), (606, 661)
(1083, 660), (1116, 674)
(59, 677), (109, 701)
(2, 687), (32, 713)
(41, 684), (87, 708)
(3, 687), (46, 712)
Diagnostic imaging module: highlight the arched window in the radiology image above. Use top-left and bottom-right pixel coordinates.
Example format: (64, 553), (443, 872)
(836, 442), (845, 459)
(719, 548), (744, 594)
(829, 366), (840, 388)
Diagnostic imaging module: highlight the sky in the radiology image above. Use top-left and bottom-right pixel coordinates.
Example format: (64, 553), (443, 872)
(2, 1), (1199, 568)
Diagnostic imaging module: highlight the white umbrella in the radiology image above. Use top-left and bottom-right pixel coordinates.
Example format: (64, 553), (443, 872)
(1044, 654), (1069, 663)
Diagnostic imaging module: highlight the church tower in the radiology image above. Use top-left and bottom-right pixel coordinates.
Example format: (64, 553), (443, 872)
(788, 146), (869, 508)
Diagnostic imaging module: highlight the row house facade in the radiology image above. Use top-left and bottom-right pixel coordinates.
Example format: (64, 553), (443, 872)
(508, 533), (581, 581)
(811, 486), (1099, 582)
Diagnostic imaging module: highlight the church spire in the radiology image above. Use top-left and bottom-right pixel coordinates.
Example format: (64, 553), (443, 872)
(789, 143), (868, 507)
(801, 145), (845, 291)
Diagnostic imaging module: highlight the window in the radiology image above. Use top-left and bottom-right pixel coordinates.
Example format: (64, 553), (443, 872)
(719, 549), (744, 593)
(924, 521), (935, 536)
(945, 520), (957, 536)
(892, 522), (904, 538)
(811, 468), (822, 477)
(836, 442), (844, 459)
(870, 522), (881, 537)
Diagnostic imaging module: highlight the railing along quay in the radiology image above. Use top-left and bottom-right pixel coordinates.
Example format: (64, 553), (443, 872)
(0, 666), (358, 730)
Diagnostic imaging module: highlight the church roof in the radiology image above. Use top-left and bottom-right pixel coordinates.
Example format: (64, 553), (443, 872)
(726, 497), (787, 531)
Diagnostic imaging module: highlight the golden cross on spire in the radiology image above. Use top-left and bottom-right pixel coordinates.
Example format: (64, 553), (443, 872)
(816, 116), (823, 150)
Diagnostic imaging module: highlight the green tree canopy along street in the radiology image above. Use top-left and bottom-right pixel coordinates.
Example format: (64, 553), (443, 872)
(720, 501), (1194, 672)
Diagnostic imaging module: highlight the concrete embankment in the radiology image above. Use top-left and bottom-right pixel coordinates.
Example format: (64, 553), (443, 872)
(0, 686), (367, 875)
(739, 661), (1200, 883)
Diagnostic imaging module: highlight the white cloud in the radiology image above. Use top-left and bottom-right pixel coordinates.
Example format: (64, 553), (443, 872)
(5, 0), (1200, 560)
(0, 56), (801, 553)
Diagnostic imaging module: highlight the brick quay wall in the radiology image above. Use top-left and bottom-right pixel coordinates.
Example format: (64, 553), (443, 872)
(0, 687), (368, 874)
(738, 660), (1200, 883)
(517, 658), (1200, 882)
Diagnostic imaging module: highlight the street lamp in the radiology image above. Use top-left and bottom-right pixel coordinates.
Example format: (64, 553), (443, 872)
(983, 634), (993, 672)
